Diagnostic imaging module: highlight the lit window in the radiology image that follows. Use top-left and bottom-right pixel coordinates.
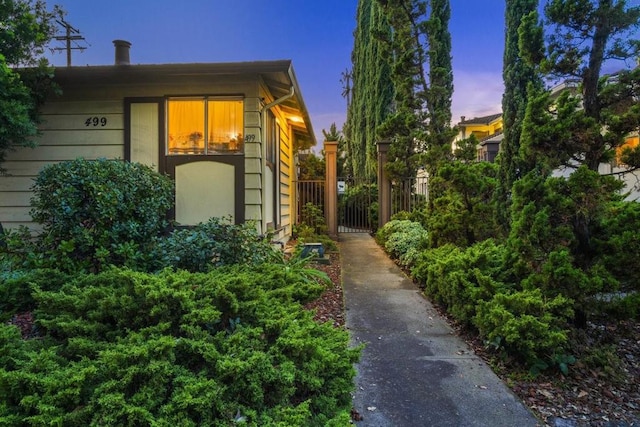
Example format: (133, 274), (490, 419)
(616, 135), (639, 166)
(167, 98), (243, 155)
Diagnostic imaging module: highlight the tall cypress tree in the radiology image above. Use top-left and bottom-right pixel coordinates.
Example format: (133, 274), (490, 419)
(347, 0), (393, 180)
(376, 0), (430, 181)
(495, 0), (541, 228)
(350, 0), (454, 183)
(347, 0), (370, 181)
(424, 0), (456, 183)
(365, 3), (394, 178)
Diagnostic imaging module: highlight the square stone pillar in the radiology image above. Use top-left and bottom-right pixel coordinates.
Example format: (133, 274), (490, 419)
(377, 140), (392, 229)
(324, 141), (339, 239)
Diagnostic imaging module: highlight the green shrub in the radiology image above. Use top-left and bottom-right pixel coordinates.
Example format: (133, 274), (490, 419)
(29, 158), (174, 273)
(412, 240), (508, 327)
(292, 224), (337, 253)
(298, 202), (327, 236)
(474, 288), (574, 367)
(376, 220), (428, 268)
(580, 345), (626, 383)
(155, 218), (278, 272)
(0, 267), (358, 426)
(424, 161), (501, 248)
(594, 201), (640, 292)
(601, 292), (640, 319)
(506, 168), (625, 317)
(0, 226), (38, 274)
(520, 249), (615, 322)
(0, 268), (72, 321)
(293, 203), (337, 252)
(375, 219), (412, 243)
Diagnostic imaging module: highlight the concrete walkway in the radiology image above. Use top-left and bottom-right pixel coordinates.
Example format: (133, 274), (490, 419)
(340, 233), (540, 427)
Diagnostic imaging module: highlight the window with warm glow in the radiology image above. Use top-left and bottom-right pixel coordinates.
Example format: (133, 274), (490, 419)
(616, 135), (639, 166)
(167, 98), (243, 155)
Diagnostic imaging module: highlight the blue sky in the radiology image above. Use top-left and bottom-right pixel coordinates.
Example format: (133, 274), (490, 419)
(46, 0), (620, 141)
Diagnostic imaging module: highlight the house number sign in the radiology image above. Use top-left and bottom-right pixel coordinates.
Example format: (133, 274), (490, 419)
(85, 116), (108, 127)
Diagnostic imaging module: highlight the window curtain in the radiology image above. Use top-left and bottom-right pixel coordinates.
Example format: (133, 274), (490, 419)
(168, 98), (243, 154)
(208, 100), (243, 151)
(168, 99), (205, 154)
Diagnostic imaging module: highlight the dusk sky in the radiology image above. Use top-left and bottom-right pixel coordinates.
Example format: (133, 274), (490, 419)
(44, 0), (638, 143)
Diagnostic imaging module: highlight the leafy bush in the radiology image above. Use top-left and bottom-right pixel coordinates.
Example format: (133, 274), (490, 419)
(424, 161), (501, 248)
(411, 240), (508, 327)
(155, 218), (278, 272)
(293, 204), (337, 252)
(0, 268), (71, 321)
(601, 292), (640, 320)
(520, 248), (615, 323)
(0, 267), (358, 426)
(28, 158), (174, 272)
(293, 228), (337, 253)
(474, 288), (574, 367)
(0, 225), (36, 274)
(298, 202), (327, 236)
(594, 201), (640, 292)
(376, 220), (428, 268)
(375, 218), (412, 243)
(579, 345), (626, 383)
(507, 169), (623, 308)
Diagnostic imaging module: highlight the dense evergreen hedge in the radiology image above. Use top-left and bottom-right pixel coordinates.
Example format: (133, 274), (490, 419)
(0, 158), (359, 425)
(380, 221), (576, 368)
(0, 267), (358, 426)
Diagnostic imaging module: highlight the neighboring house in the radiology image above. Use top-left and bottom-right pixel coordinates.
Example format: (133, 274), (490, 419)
(0, 41), (316, 241)
(544, 76), (640, 200)
(455, 89), (640, 200)
(455, 113), (504, 162)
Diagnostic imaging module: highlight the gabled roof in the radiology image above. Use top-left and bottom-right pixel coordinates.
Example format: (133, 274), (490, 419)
(479, 130), (504, 145)
(459, 113), (502, 125)
(50, 60), (316, 145)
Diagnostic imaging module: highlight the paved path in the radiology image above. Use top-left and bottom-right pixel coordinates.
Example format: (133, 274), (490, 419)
(340, 233), (540, 427)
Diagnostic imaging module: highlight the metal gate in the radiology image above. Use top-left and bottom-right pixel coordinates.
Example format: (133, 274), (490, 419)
(391, 175), (429, 214)
(296, 175), (428, 235)
(337, 177), (376, 233)
(296, 180), (326, 232)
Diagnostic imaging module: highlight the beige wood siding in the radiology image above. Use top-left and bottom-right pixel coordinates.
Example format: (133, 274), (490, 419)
(244, 82), (266, 230)
(0, 100), (124, 229)
(254, 77), (296, 239)
(244, 92), (263, 227)
(279, 124), (292, 237)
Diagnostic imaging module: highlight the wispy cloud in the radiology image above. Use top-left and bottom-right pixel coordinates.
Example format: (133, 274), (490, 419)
(311, 112), (347, 141)
(310, 69), (505, 143)
(452, 70), (504, 124)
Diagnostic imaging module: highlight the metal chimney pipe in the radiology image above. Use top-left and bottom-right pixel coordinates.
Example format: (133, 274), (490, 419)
(113, 40), (131, 65)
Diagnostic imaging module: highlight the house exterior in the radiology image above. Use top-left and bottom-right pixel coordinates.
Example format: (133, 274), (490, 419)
(0, 41), (316, 241)
(456, 108), (640, 200)
(455, 113), (504, 162)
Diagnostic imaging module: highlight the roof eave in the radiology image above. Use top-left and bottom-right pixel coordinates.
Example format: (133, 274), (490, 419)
(50, 60), (317, 146)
